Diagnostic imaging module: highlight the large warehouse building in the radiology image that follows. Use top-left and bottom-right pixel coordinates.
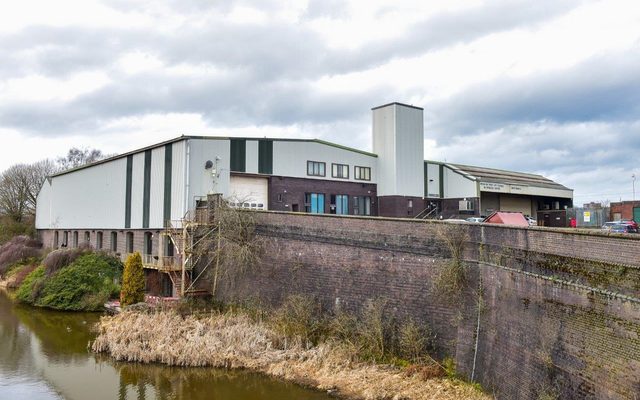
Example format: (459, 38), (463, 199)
(35, 102), (572, 294)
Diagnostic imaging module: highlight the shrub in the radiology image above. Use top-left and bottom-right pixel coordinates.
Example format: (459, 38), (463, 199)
(6, 261), (40, 289)
(399, 319), (433, 362)
(42, 246), (92, 276)
(270, 294), (326, 346)
(121, 252), (145, 306)
(0, 218), (36, 245)
(0, 235), (41, 276)
(35, 253), (122, 311)
(16, 266), (46, 304)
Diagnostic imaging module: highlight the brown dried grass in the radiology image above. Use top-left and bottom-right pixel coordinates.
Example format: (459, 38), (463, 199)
(92, 311), (488, 400)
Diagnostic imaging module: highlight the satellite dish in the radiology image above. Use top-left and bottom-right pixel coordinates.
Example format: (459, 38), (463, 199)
(205, 160), (214, 170)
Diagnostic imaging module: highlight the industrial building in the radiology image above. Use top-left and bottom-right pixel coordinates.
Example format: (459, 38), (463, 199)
(35, 102), (573, 295)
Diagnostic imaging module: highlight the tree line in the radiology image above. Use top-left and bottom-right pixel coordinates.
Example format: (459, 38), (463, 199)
(0, 148), (111, 242)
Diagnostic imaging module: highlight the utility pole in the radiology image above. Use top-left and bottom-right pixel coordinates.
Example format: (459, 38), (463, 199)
(633, 174), (636, 203)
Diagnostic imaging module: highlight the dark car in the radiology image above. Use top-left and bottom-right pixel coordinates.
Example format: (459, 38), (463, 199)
(610, 224), (638, 233)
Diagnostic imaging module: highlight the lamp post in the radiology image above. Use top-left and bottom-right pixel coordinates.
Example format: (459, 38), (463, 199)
(633, 174), (636, 203)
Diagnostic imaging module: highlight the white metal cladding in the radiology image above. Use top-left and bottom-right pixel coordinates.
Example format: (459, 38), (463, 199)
(41, 157), (128, 229)
(372, 104), (424, 197)
(149, 146), (165, 228)
(372, 105), (396, 195)
(171, 140), (187, 220)
(443, 167), (477, 198)
(130, 152), (145, 229)
(426, 163), (441, 198)
(245, 140), (259, 174)
(229, 176), (268, 209)
(187, 138), (231, 210)
(271, 141), (377, 183)
(35, 180), (52, 229)
(393, 105), (424, 197)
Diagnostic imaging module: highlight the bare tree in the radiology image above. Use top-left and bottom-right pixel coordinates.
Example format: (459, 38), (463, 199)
(0, 160), (58, 222)
(56, 147), (111, 171)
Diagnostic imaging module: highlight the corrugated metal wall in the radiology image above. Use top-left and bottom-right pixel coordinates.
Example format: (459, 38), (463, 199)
(171, 140), (187, 221)
(149, 146), (165, 228)
(130, 152), (145, 229)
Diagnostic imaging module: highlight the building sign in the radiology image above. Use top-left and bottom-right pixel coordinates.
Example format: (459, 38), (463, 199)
(479, 182), (509, 193)
(583, 211), (591, 223)
(480, 182), (531, 194)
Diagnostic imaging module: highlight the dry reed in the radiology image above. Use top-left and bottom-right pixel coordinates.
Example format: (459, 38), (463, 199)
(92, 311), (488, 400)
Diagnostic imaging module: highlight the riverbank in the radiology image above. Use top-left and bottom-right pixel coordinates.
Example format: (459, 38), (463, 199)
(92, 311), (488, 400)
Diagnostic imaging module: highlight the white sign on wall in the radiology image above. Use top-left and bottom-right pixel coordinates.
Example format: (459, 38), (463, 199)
(480, 182), (531, 194)
(583, 211), (591, 222)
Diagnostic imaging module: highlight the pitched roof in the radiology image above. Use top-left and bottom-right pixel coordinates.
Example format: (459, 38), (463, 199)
(446, 162), (571, 191)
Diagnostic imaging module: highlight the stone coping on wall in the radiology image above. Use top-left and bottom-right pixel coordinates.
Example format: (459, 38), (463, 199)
(249, 209), (640, 241)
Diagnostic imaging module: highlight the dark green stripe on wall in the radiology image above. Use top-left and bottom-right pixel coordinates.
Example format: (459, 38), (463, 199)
(230, 139), (246, 172)
(439, 164), (444, 198)
(143, 150), (152, 229)
(163, 144), (172, 227)
(258, 140), (273, 174)
(125, 155), (133, 229)
(424, 162), (428, 197)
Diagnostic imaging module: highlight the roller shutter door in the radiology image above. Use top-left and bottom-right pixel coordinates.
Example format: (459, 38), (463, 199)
(499, 195), (533, 216)
(229, 176), (268, 210)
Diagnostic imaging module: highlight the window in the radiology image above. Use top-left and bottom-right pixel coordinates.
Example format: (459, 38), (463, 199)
(63, 231), (69, 247)
(96, 232), (103, 249)
(277, 194), (283, 202)
(330, 194), (349, 215)
(354, 166), (371, 181)
(54, 231), (59, 248)
(408, 200), (413, 208)
(110, 232), (118, 252)
(144, 232), (153, 255)
(353, 196), (372, 216)
(331, 163), (349, 179)
(73, 231), (78, 248)
(126, 232), (134, 254)
(84, 231), (91, 243)
(459, 200), (474, 211)
(304, 193), (325, 214)
(307, 161), (326, 177)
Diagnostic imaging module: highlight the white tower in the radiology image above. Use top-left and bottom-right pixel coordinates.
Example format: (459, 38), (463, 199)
(372, 102), (424, 198)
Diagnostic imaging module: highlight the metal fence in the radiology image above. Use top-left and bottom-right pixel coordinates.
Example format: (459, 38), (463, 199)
(567, 207), (610, 228)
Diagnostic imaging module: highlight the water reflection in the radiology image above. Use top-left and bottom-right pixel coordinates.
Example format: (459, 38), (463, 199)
(0, 290), (330, 400)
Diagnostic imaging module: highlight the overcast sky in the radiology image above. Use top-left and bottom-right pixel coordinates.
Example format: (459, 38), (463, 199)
(1, 0), (639, 205)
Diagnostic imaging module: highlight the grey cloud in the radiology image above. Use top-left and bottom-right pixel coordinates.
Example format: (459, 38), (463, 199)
(428, 49), (640, 143)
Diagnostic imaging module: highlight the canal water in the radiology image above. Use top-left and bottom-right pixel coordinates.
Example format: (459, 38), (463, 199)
(0, 290), (331, 400)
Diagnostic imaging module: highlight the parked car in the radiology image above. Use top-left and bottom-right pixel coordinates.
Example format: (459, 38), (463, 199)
(465, 217), (484, 223)
(609, 224), (638, 233)
(525, 216), (537, 226)
(603, 220), (639, 232)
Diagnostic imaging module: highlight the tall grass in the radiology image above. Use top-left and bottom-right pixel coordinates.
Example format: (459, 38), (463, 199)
(92, 310), (488, 400)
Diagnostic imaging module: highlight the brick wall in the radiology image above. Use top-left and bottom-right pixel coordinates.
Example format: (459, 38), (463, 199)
(214, 212), (640, 400)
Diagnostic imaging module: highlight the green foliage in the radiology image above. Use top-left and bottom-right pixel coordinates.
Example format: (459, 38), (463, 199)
(16, 265), (45, 303)
(35, 253), (122, 311)
(120, 252), (145, 307)
(0, 218), (36, 245)
(443, 357), (457, 378)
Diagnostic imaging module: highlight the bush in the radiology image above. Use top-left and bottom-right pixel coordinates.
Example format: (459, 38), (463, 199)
(0, 218), (36, 245)
(120, 252), (145, 307)
(0, 235), (41, 276)
(6, 261), (40, 289)
(270, 294), (326, 346)
(42, 246), (92, 276)
(16, 266), (46, 304)
(35, 253), (122, 311)
(398, 319), (433, 362)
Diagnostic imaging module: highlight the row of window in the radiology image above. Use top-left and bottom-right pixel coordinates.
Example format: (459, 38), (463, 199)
(307, 161), (371, 181)
(304, 193), (372, 216)
(52, 230), (168, 256)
